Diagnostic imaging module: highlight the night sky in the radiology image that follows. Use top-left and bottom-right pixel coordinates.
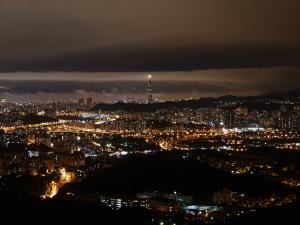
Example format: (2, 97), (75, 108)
(0, 0), (299, 101)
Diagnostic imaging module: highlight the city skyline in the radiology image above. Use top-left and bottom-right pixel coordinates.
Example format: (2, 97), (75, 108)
(0, 68), (299, 103)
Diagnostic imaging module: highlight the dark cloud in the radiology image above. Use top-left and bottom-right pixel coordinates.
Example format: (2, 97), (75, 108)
(0, 0), (299, 71)
(0, 80), (229, 94)
(1, 44), (300, 72)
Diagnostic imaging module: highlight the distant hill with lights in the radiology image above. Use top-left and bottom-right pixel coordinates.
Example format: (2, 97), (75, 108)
(91, 89), (300, 112)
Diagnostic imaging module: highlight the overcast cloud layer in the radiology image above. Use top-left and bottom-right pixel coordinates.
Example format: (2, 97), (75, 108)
(0, 0), (299, 71)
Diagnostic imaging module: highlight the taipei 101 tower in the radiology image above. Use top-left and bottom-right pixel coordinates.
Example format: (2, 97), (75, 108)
(146, 74), (153, 104)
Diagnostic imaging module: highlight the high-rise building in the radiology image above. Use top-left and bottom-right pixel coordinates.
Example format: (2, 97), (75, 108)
(146, 75), (153, 104)
(278, 111), (299, 130)
(213, 188), (233, 206)
(45, 102), (57, 118)
(87, 98), (93, 108)
(223, 110), (236, 129)
(236, 106), (248, 116)
(79, 98), (85, 106)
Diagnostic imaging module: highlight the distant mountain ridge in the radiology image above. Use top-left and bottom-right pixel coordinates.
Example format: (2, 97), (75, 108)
(92, 89), (300, 112)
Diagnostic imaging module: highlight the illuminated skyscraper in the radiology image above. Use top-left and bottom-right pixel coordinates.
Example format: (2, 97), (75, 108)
(79, 98), (85, 106)
(87, 97), (93, 108)
(146, 75), (153, 104)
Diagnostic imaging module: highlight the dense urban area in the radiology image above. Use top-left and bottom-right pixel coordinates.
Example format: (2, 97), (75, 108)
(0, 85), (299, 225)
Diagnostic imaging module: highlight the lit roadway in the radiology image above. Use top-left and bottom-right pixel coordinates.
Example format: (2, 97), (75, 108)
(1, 120), (70, 133)
(41, 168), (73, 199)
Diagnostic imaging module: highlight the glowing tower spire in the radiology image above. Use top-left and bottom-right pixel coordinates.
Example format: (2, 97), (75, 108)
(146, 74), (153, 104)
